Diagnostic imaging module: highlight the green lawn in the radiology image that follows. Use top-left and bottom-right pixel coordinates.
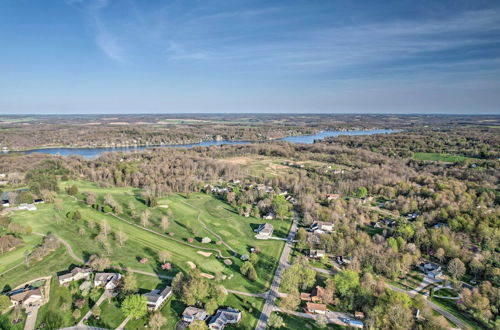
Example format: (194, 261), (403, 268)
(413, 152), (471, 162)
(4, 180), (289, 294)
(435, 288), (459, 298)
(431, 297), (484, 330)
(36, 276), (94, 329)
(272, 311), (345, 329)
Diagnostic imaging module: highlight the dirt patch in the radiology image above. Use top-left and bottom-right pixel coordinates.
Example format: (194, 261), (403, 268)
(197, 251), (212, 257)
(187, 261), (196, 269)
(200, 273), (215, 279)
(157, 205), (169, 209)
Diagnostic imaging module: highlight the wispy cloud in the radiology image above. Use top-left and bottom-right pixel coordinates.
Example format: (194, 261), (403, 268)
(67, 0), (127, 63)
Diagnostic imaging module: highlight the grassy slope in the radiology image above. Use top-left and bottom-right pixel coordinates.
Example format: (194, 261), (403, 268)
(431, 297), (484, 330)
(3, 180), (288, 293)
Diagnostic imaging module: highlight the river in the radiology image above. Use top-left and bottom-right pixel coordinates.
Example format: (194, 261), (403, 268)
(22, 129), (395, 158)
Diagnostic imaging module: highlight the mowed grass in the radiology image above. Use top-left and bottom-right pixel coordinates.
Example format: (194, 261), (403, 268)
(413, 152), (472, 162)
(4, 180), (289, 293)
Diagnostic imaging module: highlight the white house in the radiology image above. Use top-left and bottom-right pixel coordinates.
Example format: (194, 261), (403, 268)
(309, 221), (334, 234)
(254, 223), (273, 239)
(143, 286), (172, 311)
(263, 213), (275, 220)
(94, 273), (122, 290)
(58, 267), (92, 285)
(208, 308), (242, 330)
(8, 288), (43, 307)
(182, 307), (208, 323)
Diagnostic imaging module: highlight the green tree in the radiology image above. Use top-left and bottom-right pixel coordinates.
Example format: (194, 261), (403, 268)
(67, 184), (78, 196)
(121, 294), (147, 319)
(356, 186), (368, 198)
(334, 270), (360, 297)
(189, 320), (208, 330)
(268, 313), (285, 328)
(272, 195), (290, 220)
(240, 262), (258, 280)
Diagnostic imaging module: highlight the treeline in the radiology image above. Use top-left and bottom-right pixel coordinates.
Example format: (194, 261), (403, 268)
(324, 126), (500, 159)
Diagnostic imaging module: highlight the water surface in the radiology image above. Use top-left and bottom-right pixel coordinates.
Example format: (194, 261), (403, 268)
(22, 128), (395, 158)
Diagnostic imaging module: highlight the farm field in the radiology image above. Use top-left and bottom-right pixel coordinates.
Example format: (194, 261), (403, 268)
(2, 180), (290, 293)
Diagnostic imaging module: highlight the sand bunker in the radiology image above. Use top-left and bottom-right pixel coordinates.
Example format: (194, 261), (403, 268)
(200, 273), (215, 279)
(197, 251), (212, 257)
(187, 261), (196, 269)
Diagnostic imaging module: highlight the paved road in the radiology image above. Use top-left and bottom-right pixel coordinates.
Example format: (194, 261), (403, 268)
(315, 267), (465, 329)
(255, 211), (299, 330)
(387, 284), (465, 329)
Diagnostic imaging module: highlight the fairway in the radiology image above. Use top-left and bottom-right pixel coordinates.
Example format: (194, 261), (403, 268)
(412, 152), (473, 162)
(2, 181), (289, 293)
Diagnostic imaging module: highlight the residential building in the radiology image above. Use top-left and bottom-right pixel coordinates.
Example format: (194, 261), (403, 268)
(326, 193), (340, 201)
(300, 286), (324, 303)
(309, 221), (334, 234)
(419, 262), (442, 279)
(94, 273), (122, 290)
(143, 286), (172, 311)
(263, 213), (275, 220)
(208, 308), (242, 329)
(182, 307), (208, 323)
(308, 249), (325, 259)
(306, 302), (327, 315)
(7, 288), (42, 307)
(58, 267), (92, 285)
(254, 223), (273, 239)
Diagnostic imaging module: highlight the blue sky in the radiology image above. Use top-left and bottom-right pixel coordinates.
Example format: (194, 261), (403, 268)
(0, 0), (499, 114)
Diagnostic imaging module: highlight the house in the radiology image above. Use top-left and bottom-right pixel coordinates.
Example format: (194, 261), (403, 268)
(182, 307), (208, 323)
(305, 302), (327, 315)
(301, 286), (324, 303)
(406, 212), (419, 220)
(308, 249), (326, 259)
(94, 273), (122, 290)
(336, 256), (352, 266)
(383, 218), (396, 227)
(419, 262), (442, 279)
(2, 200), (9, 207)
(309, 221), (334, 234)
(208, 308), (242, 330)
(285, 196), (297, 204)
(433, 222), (447, 229)
(326, 193), (340, 201)
(355, 311), (365, 320)
(18, 203), (37, 211)
(370, 221), (382, 229)
(254, 223), (273, 239)
(143, 286), (172, 311)
(7, 288), (42, 307)
(58, 267), (92, 285)
(263, 213), (276, 220)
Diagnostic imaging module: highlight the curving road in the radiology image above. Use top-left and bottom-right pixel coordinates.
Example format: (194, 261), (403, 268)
(255, 211), (299, 330)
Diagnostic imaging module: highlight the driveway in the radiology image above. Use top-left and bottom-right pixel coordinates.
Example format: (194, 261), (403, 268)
(255, 211), (299, 330)
(77, 290), (113, 326)
(24, 305), (39, 330)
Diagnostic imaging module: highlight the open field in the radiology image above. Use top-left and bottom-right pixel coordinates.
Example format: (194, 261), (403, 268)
(1, 180), (289, 294)
(412, 152), (473, 162)
(222, 155), (347, 178)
